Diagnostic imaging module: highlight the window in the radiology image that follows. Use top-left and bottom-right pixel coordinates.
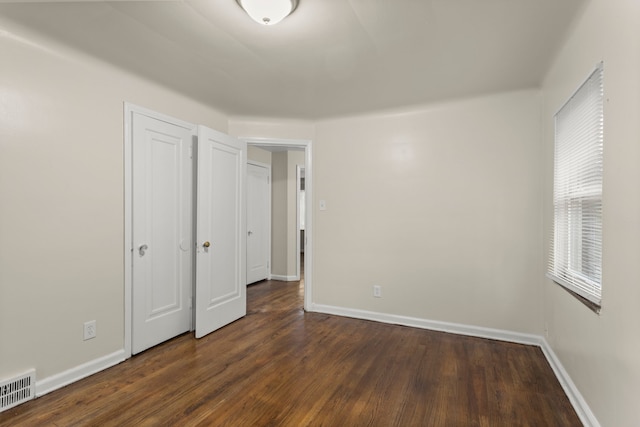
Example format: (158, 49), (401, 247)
(548, 63), (604, 307)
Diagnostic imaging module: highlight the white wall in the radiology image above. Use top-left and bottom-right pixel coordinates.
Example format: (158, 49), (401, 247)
(313, 91), (544, 334)
(247, 146), (272, 165)
(541, 1), (640, 425)
(0, 20), (228, 382)
(228, 117), (315, 141)
(271, 152), (289, 276)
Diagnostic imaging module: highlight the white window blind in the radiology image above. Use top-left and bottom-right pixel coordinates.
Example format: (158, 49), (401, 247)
(548, 63), (604, 306)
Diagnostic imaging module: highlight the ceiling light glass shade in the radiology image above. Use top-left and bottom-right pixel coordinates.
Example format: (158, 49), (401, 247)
(236, 0), (298, 25)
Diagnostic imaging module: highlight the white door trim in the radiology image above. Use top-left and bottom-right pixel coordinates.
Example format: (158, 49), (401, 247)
(247, 160), (272, 282)
(296, 164), (304, 276)
(241, 138), (313, 312)
(123, 102), (197, 359)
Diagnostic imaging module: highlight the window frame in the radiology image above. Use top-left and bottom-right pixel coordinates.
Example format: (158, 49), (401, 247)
(547, 63), (604, 309)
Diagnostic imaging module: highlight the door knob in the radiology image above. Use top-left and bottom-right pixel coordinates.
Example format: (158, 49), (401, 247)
(203, 241), (211, 248)
(248, 231), (253, 236)
(139, 244), (148, 256)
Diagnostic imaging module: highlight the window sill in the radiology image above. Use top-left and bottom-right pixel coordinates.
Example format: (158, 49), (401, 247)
(559, 284), (601, 314)
(546, 273), (601, 314)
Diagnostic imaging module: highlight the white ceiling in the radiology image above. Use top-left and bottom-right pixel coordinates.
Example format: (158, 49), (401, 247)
(0, 0), (585, 119)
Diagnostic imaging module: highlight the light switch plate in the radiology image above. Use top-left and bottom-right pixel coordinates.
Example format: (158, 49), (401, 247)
(319, 200), (327, 211)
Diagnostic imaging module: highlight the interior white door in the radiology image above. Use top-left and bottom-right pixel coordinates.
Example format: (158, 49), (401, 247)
(246, 163), (270, 284)
(195, 126), (247, 339)
(132, 112), (193, 354)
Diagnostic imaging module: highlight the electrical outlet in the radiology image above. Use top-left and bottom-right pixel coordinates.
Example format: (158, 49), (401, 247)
(84, 320), (96, 341)
(373, 285), (382, 298)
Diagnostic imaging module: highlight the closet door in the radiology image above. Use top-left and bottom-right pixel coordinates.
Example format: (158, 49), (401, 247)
(246, 162), (270, 284)
(195, 126), (247, 338)
(131, 112), (193, 354)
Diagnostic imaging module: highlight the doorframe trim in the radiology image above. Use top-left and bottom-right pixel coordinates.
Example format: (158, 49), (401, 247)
(123, 103), (197, 359)
(296, 164), (304, 281)
(247, 160), (272, 282)
(241, 138), (313, 311)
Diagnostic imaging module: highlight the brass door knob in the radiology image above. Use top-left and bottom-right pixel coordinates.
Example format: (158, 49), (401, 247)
(203, 241), (211, 248)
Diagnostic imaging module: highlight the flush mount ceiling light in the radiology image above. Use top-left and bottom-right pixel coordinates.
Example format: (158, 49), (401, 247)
(236, 0), (299, 25)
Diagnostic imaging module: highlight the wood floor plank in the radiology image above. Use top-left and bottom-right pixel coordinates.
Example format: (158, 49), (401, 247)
(0, 278), (581, 426)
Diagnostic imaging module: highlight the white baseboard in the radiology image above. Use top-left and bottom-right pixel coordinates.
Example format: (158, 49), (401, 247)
(310, 303), (599, 427)
(310, 303), (541, 345)
(269, 274), (299, 282)
(36, 350), (125, 397)
(539, 338), (601, 427)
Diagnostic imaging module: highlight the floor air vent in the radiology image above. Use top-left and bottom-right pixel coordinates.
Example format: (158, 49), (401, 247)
(0, 369), (36, 412)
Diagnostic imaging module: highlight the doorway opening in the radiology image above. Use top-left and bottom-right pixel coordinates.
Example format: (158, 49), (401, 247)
(297, 165), (305, 298)
(243, 138), (313, 312)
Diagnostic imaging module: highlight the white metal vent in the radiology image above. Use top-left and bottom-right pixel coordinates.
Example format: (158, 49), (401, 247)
(0, 369), (35, 412)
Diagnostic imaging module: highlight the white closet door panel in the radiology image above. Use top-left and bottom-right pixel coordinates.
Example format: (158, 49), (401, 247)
(195, 125), (246, 339)
(132, 113), (193, 354)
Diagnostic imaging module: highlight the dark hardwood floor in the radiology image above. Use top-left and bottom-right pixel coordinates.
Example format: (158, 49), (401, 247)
(1, 275), (581, 426)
